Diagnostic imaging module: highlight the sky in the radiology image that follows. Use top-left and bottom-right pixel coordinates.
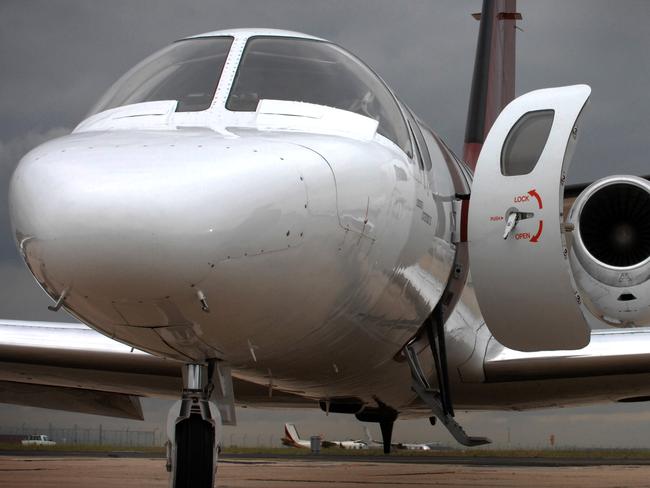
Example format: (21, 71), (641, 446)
(1, 0), (650, 449)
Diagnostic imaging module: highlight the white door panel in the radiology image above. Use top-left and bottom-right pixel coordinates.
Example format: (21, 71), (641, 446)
(469, 85), (591, 352)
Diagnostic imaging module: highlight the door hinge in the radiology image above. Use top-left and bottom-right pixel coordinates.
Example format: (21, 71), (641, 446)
(451, 195), (469, 244)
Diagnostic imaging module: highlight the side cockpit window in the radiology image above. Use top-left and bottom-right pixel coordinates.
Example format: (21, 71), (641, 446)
(227, 37), (411, 155)
(89, 37), (234, 115)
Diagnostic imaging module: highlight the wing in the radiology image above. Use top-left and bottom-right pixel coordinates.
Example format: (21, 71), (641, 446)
(0, 319), (314, 419)
(485, 327), (650, 382)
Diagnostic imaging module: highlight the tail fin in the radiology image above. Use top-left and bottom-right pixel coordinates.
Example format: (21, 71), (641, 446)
(363, 426), (373, 443)
(284, 423), (302, 444)
(463, 0), (521, 171)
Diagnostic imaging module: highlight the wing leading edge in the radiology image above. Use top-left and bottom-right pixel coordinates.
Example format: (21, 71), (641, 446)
(6, 319), (650, 418)
(0, 320), (314, 419)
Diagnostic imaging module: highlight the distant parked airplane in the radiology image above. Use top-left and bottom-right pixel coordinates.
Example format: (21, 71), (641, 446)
(282, 423), (367, 450)
(363, 427), (441, 451)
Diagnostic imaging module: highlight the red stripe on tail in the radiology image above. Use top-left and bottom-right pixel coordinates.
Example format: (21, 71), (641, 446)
(463, 0), (520, 171)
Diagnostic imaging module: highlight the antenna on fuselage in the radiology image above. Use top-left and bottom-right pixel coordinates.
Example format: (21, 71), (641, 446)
(463, 0), (521, 171)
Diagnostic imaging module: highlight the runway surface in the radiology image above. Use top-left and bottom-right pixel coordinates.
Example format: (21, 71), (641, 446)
(4, 450), (650, 466)
(3, 456), (650, 487)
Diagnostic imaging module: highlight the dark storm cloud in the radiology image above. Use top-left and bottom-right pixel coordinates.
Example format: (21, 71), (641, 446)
(0, 0), (474, 139)
(1, 0), (650, 445)
(515, 0), (650, 181)
(2, 1), (649, 177)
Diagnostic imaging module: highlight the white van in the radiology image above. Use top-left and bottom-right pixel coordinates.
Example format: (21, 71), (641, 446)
(21, 434), (56, 446)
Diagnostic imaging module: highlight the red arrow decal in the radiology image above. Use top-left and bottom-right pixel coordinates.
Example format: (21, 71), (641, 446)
(528, 189), (543, 209)
(530, 220), (544, 243)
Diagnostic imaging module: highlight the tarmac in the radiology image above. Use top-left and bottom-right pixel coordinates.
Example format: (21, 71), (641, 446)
(3, 454), (650, 487)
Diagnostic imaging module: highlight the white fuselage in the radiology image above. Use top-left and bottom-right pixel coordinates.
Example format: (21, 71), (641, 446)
(10, 116), (464, 410)
(9, 30), (473, 412)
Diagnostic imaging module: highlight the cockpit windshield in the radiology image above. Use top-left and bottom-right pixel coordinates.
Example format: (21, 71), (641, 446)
(227, 37), (411, 154)
(89, 37), (233, 115)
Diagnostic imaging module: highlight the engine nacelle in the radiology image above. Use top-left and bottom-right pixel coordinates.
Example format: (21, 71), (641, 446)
(568, 175), (650, 326)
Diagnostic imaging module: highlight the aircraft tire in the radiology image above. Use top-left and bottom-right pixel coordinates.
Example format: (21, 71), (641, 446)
(174, 412), (216, 488)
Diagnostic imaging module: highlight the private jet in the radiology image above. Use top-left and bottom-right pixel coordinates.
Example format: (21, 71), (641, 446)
(4, 1), (650, 487)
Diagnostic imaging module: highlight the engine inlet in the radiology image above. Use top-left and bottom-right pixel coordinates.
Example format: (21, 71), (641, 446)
(579, 183), (650, 268)
(568, 175), (650, 327)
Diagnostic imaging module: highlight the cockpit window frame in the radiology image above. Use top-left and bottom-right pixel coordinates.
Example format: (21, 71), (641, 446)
(225, 35), (412, 156)
(88, 35), (235, 117)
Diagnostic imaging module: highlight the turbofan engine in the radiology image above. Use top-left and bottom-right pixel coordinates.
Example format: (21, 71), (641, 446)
(568, 175), (650, 326)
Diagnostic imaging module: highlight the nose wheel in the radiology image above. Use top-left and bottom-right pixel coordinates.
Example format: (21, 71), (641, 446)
(173, 402), (218, 488)
(167, 363), (223, 488)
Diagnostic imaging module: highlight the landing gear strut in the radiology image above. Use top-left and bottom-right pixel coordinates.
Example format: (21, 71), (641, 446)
(405, 305), (490, 447)
(167, 363), (222, 488)
(356, 404), (398, 454)
(378, 417), (395, 454)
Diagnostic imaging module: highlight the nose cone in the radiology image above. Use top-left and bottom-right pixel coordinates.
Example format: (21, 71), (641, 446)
(9, 130), (324, 302)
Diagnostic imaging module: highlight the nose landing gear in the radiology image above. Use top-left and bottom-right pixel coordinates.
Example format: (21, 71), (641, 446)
(167, 363), (228, 488)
